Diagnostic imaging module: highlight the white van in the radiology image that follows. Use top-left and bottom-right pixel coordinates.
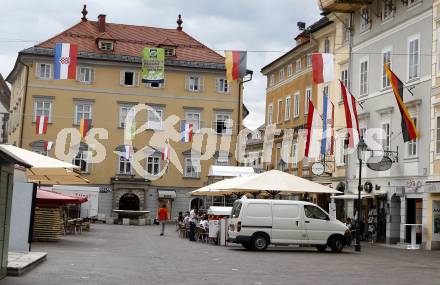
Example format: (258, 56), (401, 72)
(228, 197), (351, 252)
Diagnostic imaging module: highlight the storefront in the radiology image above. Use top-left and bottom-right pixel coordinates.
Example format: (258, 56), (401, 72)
(423, 182), (440, 250)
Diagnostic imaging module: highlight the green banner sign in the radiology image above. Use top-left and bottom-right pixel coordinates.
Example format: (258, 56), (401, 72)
(141, 48), (164, 83)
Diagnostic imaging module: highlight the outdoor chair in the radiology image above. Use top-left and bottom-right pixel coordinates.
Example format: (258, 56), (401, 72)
(196, 227), (208, 243)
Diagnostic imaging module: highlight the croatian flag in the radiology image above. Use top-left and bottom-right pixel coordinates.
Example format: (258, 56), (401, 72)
(340, 80), (360, 148)
(54, 43), (78, 80)
(312, 53), (334, 84)
(305, 101), (321, 159)
(320, 95), (334, 156)
(162, 144), (171, 160)
(181, 123), (193, 142)
(35, 115), (48, 135)
(44, 141), (53, 151)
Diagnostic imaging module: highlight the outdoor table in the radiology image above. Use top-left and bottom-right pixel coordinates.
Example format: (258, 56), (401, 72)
(403, 224), (422, 249)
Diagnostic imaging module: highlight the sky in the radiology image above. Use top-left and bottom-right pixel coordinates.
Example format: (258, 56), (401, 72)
(0, 0), (320, 130)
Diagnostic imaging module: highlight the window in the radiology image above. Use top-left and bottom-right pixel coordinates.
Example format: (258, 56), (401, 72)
(324, 38), (330, 53)
(360, 7), (370, 32)
(118, 156), (132, 175)
(304, 205), (329, 220)
(73, 150), (89, 173)
(287, 64), (293, 77)
(407, 117), (417, 157)
(187, 75), (202, 92)
(335, 136), (346, 166)
(77, 67), (93, 84)
(184, 157), (200, 178)
(285, 96), (291, 120)
(360, 59), (368, 96)
(216, 78), (230, 94)
(215, 155), (229, 166)
(147, 107), (163, 130)
(33, 99), (52, 122)
(146, 155), (161, 176)
(185, 111), (201, 131)
(99, 41), (113, 51)
(164, 47), (175, 57)
(295, 59), (301, 73)
(74, 102), (92, 125)
(148, 81), (164, 89)
(340, 68), (348, 89)
(382, 0), (394, 21)
(37, 63), (51, 80)
(268, 104), (273, 125)
(119, 105), (135, 128)
(307, 54), (312, 67)
(381, 122), (390, 151)
(215, 113), (232, 134)
(277, 99), (283, 123)
(269, 74), (275, 87)
(279, 69), (285, 81)
(408, 36), (420, 81)
(436, 116), (440, 154)
(121, 71), (138, 87)
(305, 88), (311, 115)
(294, 92), (300, 118)
(382, 49), (392, 88)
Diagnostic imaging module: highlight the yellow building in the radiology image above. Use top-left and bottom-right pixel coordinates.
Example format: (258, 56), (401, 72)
(6, 9), (247, 220)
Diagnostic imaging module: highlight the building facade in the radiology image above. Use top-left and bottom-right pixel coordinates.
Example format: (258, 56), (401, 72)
(0, 74), (10, 143)
(6, 10), (245, 220)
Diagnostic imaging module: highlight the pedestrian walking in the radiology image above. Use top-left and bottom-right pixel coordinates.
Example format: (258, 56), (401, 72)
(158, 204), (168, 236)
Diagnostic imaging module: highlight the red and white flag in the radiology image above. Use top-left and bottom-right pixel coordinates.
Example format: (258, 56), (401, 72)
(44, 141), (53, 151)
(340, 80), (360, 148)
(305, 100), (321, 159)
(36, 115), (48, 135)
(162, 144), (171, 161)
(312, 53), (334, 84)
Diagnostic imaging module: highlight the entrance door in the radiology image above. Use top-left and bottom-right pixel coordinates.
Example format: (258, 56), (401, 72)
(389, 195), (401, 244)
(406, 198), (422, 244)
(271, 203), (304, 244)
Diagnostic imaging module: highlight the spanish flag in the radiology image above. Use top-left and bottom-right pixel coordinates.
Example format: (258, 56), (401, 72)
(79, 118), (92, 138)
(225, 51), (247, 81)
(384, 65), (418, 142)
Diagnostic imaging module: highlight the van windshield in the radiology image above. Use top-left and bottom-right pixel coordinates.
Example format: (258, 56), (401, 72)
(230, 202), (242, 218)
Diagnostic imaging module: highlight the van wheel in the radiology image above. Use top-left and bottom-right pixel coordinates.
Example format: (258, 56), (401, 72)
(242, 242), (252, 250)
(252, 234), (269, 251)
(329, 236), (344, 253)
(316, 245), (327, 252)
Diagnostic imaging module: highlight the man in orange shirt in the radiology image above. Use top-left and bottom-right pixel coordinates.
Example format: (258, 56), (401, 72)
(158, 204), (168, 236)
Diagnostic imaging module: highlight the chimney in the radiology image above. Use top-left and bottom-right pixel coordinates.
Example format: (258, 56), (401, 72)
(98, 14), (106, 33)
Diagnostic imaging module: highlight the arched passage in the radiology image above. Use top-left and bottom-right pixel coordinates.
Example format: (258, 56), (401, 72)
(119, 193), (140, 211)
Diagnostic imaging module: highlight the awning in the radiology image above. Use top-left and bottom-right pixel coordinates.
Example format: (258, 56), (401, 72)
(208, 206), (232, 216)
(36, 189), (88, 206)
(208, 165), (255, 177)
(26, 168), (89, 184)
(158, 190), (176, 199)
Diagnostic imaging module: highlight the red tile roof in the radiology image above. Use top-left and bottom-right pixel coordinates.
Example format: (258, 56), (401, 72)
(36, 20), (224, 64)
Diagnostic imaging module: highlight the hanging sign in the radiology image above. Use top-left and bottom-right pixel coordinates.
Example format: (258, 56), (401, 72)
(141, 48), (165, 84)
(366, 156), (392, 171)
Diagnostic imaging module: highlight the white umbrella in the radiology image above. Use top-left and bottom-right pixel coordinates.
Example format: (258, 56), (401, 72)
(220, 170), (341, 196)
(191, 175), (256, 196)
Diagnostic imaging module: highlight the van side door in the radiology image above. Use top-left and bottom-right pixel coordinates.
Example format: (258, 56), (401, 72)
(271, 203), (304, 244)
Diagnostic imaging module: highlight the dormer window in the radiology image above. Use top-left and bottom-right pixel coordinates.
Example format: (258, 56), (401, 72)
(164, 47), (175, 57)
(98, 40), (113, 51)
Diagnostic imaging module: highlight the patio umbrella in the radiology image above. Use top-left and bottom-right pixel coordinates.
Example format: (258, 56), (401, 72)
(190, 175), (256, 196)
(36, 189), (88, 206)
(220, 170), (341, 198)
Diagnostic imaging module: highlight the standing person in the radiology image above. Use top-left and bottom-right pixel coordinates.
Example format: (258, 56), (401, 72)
(158, 204), (168, 236)
(189, 209), (197, 241)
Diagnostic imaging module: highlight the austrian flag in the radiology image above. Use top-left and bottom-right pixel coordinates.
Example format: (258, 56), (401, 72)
(340, 81), (360, 148)
(312, 53), (334, 84)
(35, 115), (48, 135)
(54, 43), (78, 80)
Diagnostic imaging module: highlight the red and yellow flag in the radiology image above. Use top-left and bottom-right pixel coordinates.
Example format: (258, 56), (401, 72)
(225, 51), (247, 81)
(384, 65), (418, 142)
(79, 118), (92, 138)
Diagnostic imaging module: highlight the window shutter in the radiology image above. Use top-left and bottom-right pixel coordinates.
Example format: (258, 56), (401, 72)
(120, 71), (125, 86)
(185, 75), (189, 91)
(199, 76), (204, 92)
(135, 72), (140, 86)
(91, 68), (95, 83)
(215, 78), (219, 93)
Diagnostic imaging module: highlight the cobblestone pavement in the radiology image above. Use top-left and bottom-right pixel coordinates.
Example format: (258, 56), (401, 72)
(2, 224), (440, 285)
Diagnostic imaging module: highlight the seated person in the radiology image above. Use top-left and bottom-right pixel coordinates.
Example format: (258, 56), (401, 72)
(199, 215), (209, 230)
(183, 211), (190, 224)
(177, 211), (184, 223)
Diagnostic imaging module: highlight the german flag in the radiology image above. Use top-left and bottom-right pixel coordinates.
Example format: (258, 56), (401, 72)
(384, 65), (418, 142)
(79, 118), (92, 138)
(225, 51), (247, 81)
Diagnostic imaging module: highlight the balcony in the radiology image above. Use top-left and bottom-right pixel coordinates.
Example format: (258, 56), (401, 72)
(318, 0), (372, 13)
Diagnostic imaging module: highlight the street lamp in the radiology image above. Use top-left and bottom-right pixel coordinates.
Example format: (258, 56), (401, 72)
(355, 136), (368, 252)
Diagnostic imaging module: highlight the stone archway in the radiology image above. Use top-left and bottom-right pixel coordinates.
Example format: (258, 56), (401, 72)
(119, 193), (140, 211)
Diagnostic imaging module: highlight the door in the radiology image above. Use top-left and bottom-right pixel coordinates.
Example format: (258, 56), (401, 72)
(303, 204), (331, 244)
(271, 203), (305, 244)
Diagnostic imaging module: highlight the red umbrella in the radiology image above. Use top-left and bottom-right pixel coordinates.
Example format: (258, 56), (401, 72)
(36, 189), (88, 206)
